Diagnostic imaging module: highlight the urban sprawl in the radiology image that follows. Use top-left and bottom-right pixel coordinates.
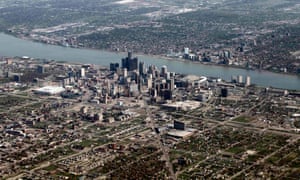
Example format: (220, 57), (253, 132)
(0, 53), (300, 179)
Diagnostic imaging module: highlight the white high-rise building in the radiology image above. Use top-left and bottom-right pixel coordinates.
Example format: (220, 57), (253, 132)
(80, 68), (85, 77)
(184, 47), (189, 55)
(147, 77), (152, 89)
(238, 75), (243, 84)
(246, 76), (251, 86)
(123, 68), (128, 78)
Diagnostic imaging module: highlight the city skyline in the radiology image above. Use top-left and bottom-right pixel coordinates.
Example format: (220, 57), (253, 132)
(0, 0), (299, 179)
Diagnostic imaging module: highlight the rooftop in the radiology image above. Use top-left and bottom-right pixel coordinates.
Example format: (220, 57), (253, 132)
(34, 86), (65, 95)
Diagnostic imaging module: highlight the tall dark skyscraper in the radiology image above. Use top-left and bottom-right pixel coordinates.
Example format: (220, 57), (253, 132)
(122, 52), (138, 71)
(139, 61), (145, 76)
(37, 65), (45, 74)
(110, 63), (119, 72)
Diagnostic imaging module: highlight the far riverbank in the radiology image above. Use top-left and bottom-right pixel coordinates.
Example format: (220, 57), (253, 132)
(0, 33), (299, 90)
(13, 33), (299, 77)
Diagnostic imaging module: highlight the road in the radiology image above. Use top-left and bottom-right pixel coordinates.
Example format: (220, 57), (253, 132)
(228, 136), (300, 179)
(144, 100), (176, 180)
(171, 97), (300, 178)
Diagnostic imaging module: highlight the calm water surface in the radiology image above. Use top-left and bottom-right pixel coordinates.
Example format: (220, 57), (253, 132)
(0, 33), (299, 90)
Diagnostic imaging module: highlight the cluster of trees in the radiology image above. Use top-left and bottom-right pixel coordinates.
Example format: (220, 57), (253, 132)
(248, 26), (300, 74)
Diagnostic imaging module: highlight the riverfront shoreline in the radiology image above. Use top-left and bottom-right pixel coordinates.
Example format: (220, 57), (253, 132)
(8, 32), (299, 78)
(0, 32), (299, 90)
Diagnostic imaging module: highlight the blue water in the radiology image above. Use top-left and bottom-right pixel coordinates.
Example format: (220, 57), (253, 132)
(0, 33), (299, 90)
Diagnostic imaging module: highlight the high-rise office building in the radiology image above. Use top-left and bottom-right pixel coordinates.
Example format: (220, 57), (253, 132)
(184, 47), (189, 55)
(139, 61), (145, 76)
(110, 63), (119, 72)
(80, 68), (85, 77)
(246, 76), (251, 86)
(238, 75), (243, 84)
(123, 68), (128, 78)
(221, 88), (228, 97)
(161, 65), (167, 77)
(37, 65), (45, 74)
(167, 78), (175, 91)
(122, 52), (138, 71)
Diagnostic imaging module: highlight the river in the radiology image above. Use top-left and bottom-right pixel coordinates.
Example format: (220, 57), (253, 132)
(0, 33), (299, 90)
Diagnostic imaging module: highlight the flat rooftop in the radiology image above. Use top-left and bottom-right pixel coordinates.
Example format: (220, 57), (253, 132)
(162, 100), (201, 111)
(34, 86), (65, 95)
(167, 128), (197, 139)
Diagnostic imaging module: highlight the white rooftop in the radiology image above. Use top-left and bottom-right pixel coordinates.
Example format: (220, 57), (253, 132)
(34, 86), (65, 95)
(167, 128), (196, 138)
(182, 75), (207, 82)
(162, 100), (201, 111)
